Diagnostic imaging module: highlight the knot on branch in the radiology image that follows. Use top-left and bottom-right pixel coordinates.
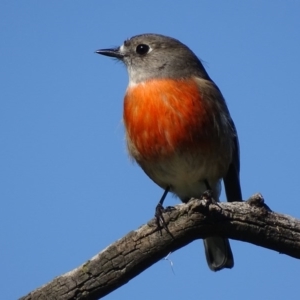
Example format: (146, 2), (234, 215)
(247, 193), (272, 212)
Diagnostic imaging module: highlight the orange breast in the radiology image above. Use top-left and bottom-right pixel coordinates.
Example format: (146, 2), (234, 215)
(124, 78), (218, 161)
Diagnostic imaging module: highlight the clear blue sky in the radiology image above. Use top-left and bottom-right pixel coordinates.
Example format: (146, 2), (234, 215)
(1, 1), (300, 299)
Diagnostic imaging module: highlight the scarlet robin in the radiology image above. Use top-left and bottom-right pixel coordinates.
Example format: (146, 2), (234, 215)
(96, 34), (242, 271)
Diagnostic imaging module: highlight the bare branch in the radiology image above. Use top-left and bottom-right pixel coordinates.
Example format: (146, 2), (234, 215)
(20, 194), (300, 300)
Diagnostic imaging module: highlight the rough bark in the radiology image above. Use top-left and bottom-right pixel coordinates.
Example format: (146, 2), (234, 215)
(20, 194), (300, 300)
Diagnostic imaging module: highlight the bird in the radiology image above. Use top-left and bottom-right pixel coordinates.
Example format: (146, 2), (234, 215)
(96, 33), (242, 271)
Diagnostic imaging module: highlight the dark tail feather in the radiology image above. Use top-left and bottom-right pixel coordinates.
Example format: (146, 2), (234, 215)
(203, 237), (234, 271)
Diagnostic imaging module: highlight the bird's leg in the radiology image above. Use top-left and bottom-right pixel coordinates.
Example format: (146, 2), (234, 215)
(204, 179), (211, 190)
(202, 179), (220, 207)
(158, 186), (170, 207)
(155, 186), (171, 232)
(201, 179), (214, 202)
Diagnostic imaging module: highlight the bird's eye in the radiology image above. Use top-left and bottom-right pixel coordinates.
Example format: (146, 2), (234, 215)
(136, 44), (150, 55)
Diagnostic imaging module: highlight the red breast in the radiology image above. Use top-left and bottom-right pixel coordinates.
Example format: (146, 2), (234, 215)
(124, 77), (222, 162)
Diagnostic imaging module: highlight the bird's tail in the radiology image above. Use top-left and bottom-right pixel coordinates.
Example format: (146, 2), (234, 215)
(203, 237), (234, 271)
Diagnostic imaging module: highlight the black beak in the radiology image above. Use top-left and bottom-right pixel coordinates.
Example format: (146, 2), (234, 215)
(95, 47), (123, 59)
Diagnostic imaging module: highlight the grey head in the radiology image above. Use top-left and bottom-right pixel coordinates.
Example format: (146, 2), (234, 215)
(96, 33), (210, 84)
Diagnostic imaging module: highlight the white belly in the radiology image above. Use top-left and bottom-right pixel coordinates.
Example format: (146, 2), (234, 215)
(138, 150), (226, 202)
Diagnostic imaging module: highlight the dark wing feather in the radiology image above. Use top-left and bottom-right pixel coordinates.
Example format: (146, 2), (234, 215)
(223, 120), (242, 202)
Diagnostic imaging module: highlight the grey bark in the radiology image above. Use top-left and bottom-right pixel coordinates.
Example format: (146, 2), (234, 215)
(20, 194), (300, 300)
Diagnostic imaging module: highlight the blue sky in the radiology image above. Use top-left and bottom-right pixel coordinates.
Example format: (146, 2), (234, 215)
(1, 1), (300, 299)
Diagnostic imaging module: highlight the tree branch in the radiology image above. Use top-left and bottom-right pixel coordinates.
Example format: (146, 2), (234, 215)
(20, 194), (300, 300)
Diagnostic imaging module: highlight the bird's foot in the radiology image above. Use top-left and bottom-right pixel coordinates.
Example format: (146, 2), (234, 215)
(155, 203), (175, 238)
(200, 189), (222, 210)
